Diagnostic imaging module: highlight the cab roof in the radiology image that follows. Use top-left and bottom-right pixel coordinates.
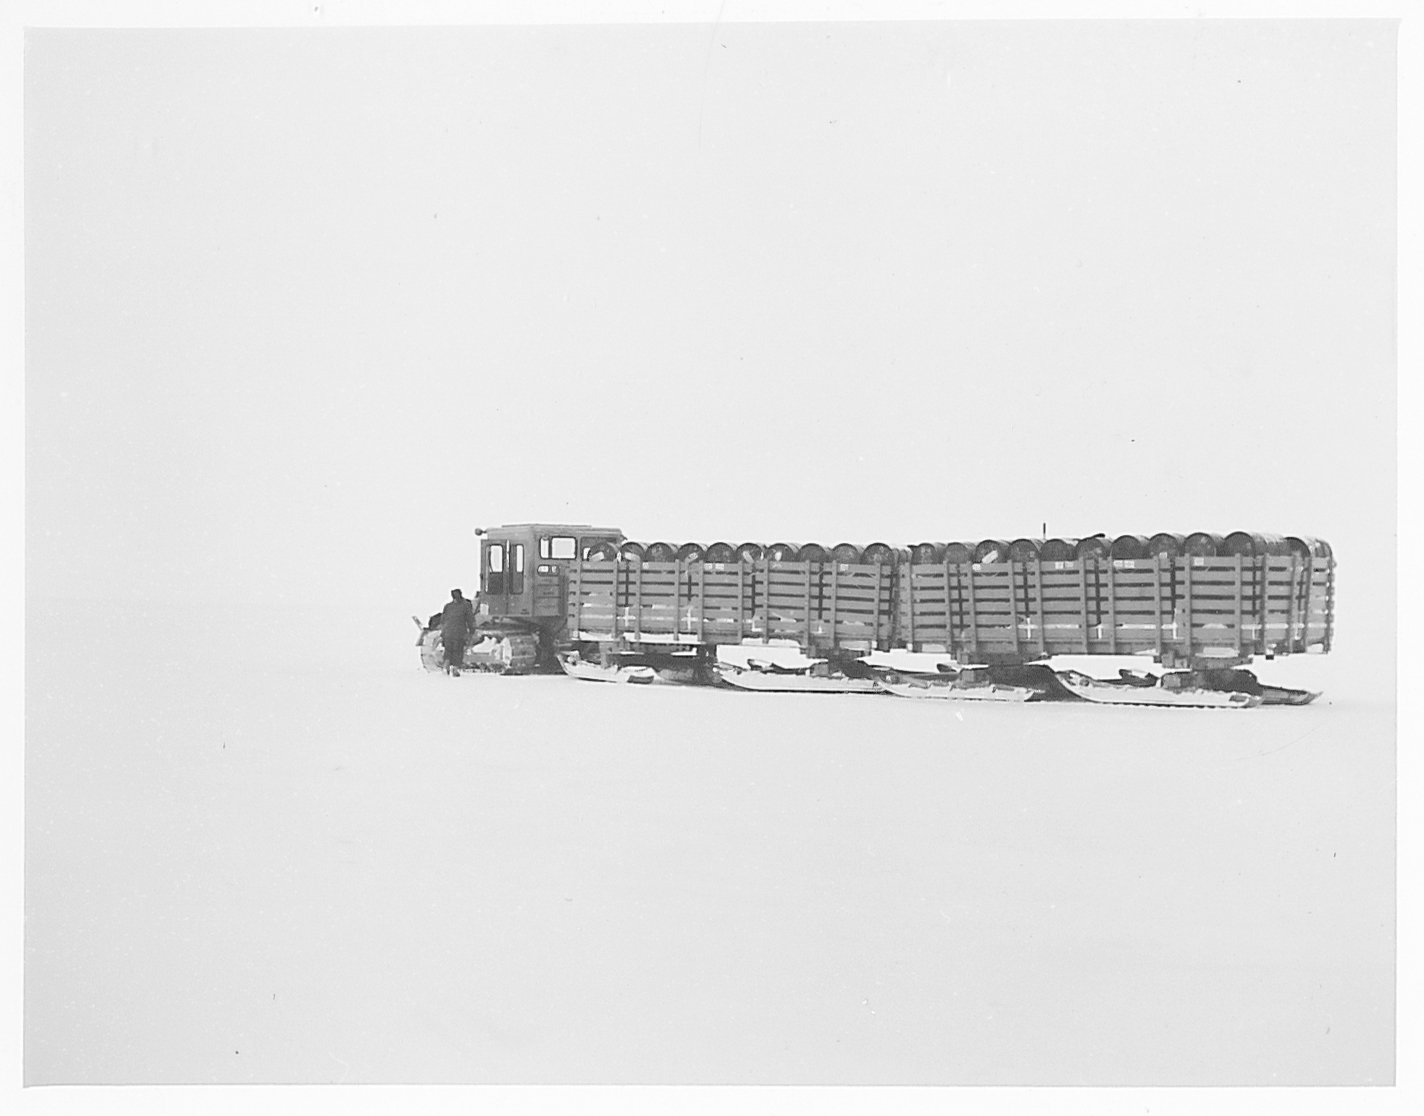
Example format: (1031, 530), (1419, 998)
(485, 523), (624, 536)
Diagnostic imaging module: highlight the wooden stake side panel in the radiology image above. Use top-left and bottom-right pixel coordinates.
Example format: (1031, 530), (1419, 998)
(566, 556), (1336, 657)
(898, 556), (1336, 659)
(762, 563), (890, 647)
(567, 561), (745, 643)
(1260, 556), (1334, 652)
(566, 560), (894, 646)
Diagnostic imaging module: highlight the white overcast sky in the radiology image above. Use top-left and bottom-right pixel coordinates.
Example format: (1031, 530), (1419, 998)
(24, 13), (1399, 645)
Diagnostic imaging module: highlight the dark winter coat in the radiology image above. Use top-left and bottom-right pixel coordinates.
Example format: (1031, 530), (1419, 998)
(440, 597), (476, 640)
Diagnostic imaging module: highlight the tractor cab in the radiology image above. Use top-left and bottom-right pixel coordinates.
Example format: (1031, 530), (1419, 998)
(475, 523), (624, 623)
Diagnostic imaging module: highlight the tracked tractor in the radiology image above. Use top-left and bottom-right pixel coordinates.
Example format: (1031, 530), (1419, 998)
(415, 523), (625, 673)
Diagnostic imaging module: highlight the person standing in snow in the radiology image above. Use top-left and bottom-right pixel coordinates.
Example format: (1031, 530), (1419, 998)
(440, 589), (477, 675)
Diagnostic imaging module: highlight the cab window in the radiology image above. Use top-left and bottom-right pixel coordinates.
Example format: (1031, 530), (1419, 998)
(486, 542), (505, 595)
(540, 536), (577, 560)
(510, 544), (525, 594)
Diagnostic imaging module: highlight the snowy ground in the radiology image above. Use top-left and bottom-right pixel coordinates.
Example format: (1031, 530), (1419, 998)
(25, 598), (1394, 1085)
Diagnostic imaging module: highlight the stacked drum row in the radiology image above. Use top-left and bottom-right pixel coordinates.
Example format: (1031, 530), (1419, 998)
(910, 533), (1333, 563)
(593, 533), (1332, 564)
(590, 541), (906, 564)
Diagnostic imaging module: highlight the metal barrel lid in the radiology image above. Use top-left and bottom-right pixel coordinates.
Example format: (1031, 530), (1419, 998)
(973, 538), (1010, 563)
(861, 542), (895, 564)
(1182, 532), (1223, 557)
(910, 542), (944, 564)
(1074, 535), (1113, 561)
(734, 542), (764, 563)
(643, 541), (676, 561)
(1222, 531), (1291, 558)
(943, 542), (974, 564)
(675, 542), (706, 562)
(617, 541), (645, 561)
(799, 543), (830, 563)
(1039, 538), (1080, 561)
(831, 542), (864, 563)
(584, 540), (618, 561)
(1110, 534), (1151, 560)
(702, 541), (736, 563)
(766, 542), (800, 561)
(1285, 535), (1332, 560)
(1148, 532), (1184, 558)
(1007, 538), (1043, 562)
